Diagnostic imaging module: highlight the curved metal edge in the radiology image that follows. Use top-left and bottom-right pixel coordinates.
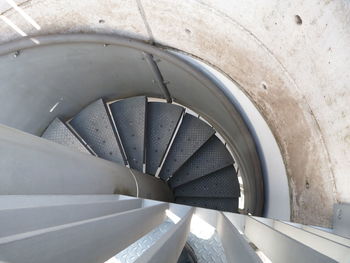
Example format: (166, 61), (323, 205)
(162, 53), (264, 216)
(0, 33), (264, 216)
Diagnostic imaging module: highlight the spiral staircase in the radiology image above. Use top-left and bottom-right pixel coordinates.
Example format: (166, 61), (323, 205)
(0, 33), (349, 263)
(42, 96), (240, 212)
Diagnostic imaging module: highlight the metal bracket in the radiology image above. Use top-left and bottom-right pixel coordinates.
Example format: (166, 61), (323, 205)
(144, 53), (172, 103)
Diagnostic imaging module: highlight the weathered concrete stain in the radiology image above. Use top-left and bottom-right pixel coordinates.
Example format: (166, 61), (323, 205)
(139, 0), (339, 226)
(0, 0), (150, 43)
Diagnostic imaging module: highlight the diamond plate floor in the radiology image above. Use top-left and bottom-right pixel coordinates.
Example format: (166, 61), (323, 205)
(113, 220), (174, 263)
(112, 219), (227, 263)
(187, 231), (227, 263)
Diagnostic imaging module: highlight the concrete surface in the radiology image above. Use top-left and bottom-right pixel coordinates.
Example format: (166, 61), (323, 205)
(0, 0), (349, 226)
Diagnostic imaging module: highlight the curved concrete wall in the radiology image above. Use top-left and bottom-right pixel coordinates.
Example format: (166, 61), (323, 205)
(0, 0), (349, 226)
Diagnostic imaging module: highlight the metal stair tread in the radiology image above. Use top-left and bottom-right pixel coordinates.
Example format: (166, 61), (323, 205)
(173, 166), (240, 198)
(41, 117), (91, 154)
(146, 102), (184, 175)
(175, 197), (238, 213)
(109, 96), (147, 171)
(69, 98), (125, 164)
(159, 113), (215, 181)
(168, 135), (234, 188)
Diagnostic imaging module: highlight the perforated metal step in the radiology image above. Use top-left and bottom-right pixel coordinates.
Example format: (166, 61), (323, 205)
(168, 136), (234, 188)
(173, 166), (240, 198)
(175, 197), (238, 213)
(109, 96), (146, 172)
(159, 114), (215, 181)
(69, 99), (125, 164)
(146, 102), (184, 175)
(41, 118), (91, 154)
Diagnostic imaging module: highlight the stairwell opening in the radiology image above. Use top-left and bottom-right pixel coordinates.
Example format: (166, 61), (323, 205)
(0, 34), (289, 219)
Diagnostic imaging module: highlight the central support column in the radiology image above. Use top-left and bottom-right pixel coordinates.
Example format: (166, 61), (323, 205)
(0, 125), (174, 202)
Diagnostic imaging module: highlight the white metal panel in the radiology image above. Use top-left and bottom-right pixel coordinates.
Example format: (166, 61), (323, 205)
(0, 198), (142, 237)
(245, 217), (336, 263)
(217, 213), (262, 263)
(302, 225), (350, 247)
(223, 211), (247, 233)
(0, 195), (122, 210)
(0, 203), (168, 263)
(273, 221), (350, 262)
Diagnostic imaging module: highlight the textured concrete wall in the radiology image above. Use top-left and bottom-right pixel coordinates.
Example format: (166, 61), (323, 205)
(0, 0), (349, 226)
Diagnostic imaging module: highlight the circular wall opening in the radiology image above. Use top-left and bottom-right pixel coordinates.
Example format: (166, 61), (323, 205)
(0, 34), (289, 218)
